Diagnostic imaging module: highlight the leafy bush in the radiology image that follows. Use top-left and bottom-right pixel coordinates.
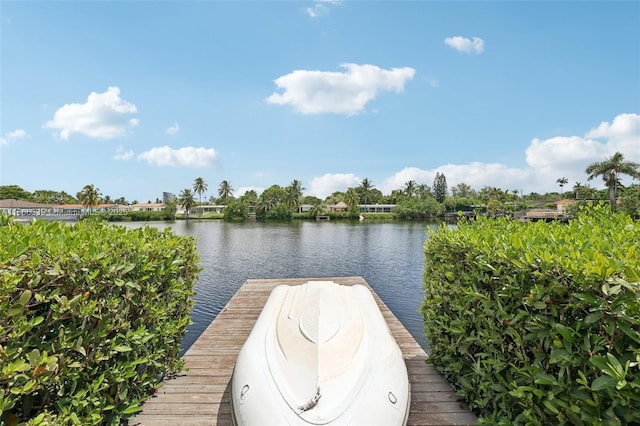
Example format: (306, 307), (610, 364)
(223, 200), (248, 222)
(0, 220), (200, 425)
(421, 203), (640, 424)
(394, 197), (442, 219)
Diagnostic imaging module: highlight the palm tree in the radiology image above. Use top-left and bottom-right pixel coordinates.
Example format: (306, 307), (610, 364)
(585, 152), (640, 210)
(285, 180), (305, 212)
(193, 177), (207, 215)
(178, 188), (196, 219)
(573, 182), (584, 200)
(218, 180), (234, 204)
(360, 178), (374, 206)
(403, 180), (417, 198)
(344, 187), (360, 210)
(556, 177), (568, 197)
(78, 184), (101, 215)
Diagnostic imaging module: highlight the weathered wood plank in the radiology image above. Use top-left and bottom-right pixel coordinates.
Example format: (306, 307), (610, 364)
(131, 277), (477, 425)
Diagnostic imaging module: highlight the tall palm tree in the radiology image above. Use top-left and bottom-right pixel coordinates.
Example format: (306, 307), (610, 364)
(585, 152), (640, 210)
(360, 178), (374, 206)
(286, 180), (305, 212)
(178, 188), (196, 219)
(573, 182), (584, 200)
(344, 187), (360, 210)
(403, 180), (417, 198)
(556, 177), (568, 197)
(218, 180), (234, 204)
(78, 184), (101, 215)
(193, 177), (207, 215)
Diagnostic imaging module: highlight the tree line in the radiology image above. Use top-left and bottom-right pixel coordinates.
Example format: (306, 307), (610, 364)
(2, 151), (639, 220)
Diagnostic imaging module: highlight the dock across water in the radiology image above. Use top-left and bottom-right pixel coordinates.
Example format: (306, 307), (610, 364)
(131, 277), (478, 425)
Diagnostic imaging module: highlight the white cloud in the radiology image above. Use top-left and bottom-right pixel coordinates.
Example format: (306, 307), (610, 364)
(585, 113), (640, 158)
(137, 146), (217, 168)
(306, 0), (342, 18)
(525, 113), (640, 191)
(0, 128), (29, 146)
(114, 145), (134, 161)
(266, 63), (416, 115)
(166, 122), (180, 135)
(45, 86), (138, 140)
(236, 186), (264, 197)
(308, 173), (361, 198)
(444, 36), (485, 54)
(305, 113), (639, 197)
(379, 164), (533, 195)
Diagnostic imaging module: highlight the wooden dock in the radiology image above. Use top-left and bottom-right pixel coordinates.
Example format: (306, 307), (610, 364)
(131, 277), (478, 425)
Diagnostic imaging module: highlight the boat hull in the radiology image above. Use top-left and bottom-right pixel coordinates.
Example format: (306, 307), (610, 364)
(231, 281), (410, 425)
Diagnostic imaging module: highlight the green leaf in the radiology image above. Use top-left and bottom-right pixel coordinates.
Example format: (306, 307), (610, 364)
(18, 290), (32, 306)
(113, 345), (132, 352)
(591, 375), (618, 391)
(121, 404), (142, 415)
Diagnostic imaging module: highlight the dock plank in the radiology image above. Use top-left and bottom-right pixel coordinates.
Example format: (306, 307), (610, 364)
(131, 277), (477, 425)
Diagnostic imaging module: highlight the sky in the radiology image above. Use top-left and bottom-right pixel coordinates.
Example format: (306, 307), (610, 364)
(1, 0), (639, 203)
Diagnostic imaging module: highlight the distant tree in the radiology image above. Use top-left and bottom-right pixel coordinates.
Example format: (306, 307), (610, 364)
(32, 190), (74, 204)
(324, 191), (346, 205)
(585, 152), (640, 210)
(403, 180), (417, 198)
(163, 199), (177, 220)
(223, 199), (249, 222)
(218, 180), (234, 204)
(344, 188), (360, 210)
(0, 185), (33, 201)
(309, 203), (327, 217)
(103, 195), (112, 204)
(451, 183), (476, 199)
(178, 188), (196, 219)
(285, 179), (305, 212)
(432, 173), (448, 203)
(620, 185), (640, 219)
(573, 182), (584, 200)
(256, 185), (284, 217)
(302, 195), (322, 206)
(556, 177), (568, 197)
(193, 177), (207, 213)
(78, 184), (101, 215)
(359, 178), (374, 205)
(415, 184), (432, 199)
(239, 190), (259, 208)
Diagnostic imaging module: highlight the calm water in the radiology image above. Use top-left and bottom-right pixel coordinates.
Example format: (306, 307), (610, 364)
(118, 219), (439, 352)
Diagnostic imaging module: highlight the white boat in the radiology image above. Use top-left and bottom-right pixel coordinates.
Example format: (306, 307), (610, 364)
(231, 281), (410, 425)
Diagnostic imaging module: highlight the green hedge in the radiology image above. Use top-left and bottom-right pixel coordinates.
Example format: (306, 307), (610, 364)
(421, 204), (640, 425)
(0, 218), (200, 425)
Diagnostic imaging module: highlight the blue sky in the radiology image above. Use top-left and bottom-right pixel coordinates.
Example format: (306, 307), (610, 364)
(1, 0), (639, 202)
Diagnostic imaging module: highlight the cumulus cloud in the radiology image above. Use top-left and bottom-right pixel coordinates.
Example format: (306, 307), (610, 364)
(306, 0), (342, 18)
(137, 146), (217, 168)
(444, 36), (485, 54)
(379, 164), (533, 195)
(0, 128), (29, 146)
(266, 63), (416, 115)
(525, 113), (639, 191)
(585, 113), (640, 157)
(113, 145), (134, 161)
(236, 186), (264, 197)
(308, 173), (361, 198)
(45, 87), (138, 140)
(305, 113), (638, 197)
(166, 122), (180, 135)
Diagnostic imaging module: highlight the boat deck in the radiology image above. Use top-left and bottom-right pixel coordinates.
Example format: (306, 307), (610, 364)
(131, 277), (478, 425)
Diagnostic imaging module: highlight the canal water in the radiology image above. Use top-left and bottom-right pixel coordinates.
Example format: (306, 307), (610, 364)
(118, 219), (440, 352)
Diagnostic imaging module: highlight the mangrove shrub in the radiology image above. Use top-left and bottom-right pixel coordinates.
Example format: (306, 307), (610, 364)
(0, 218), (200, 425)
(421, 204), (639, 424)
